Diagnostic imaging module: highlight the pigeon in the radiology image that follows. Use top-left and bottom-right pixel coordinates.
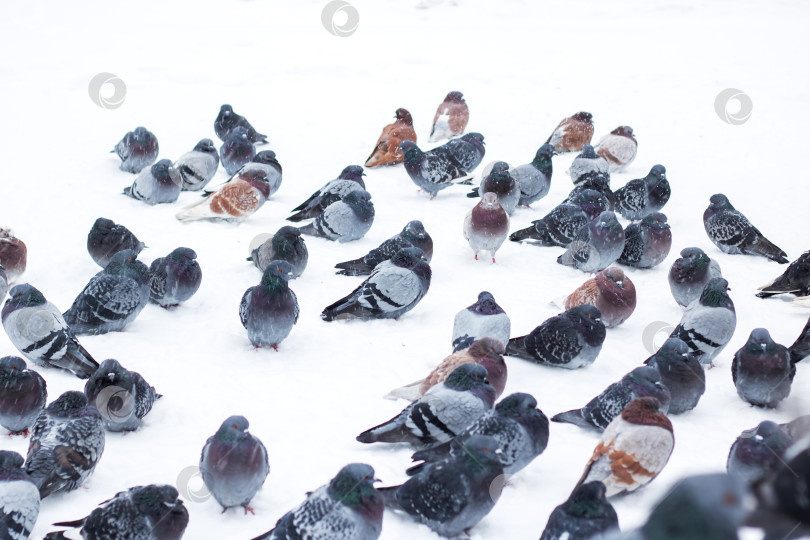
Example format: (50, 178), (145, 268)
(568, 144), (609, 184)
(703, 193), (789, 264)
(668, 247), (723, 308)
(62, 249), (151, 335)
(24, 391), (105, 499)
(668, 277), (736, 365)
(789, 316), (810, 364)
(297, 189), (375, 243)
(123, 158), (182, 205)
(45, 484), (189, 540)
(0, 266), (6, 300)
(149, 247), (202, 307)
(467, 161), (521, 215)
(379, 434), (504, 538)
(575, 397), (674, 497)
(643, 337), (705, 414)
(539, 481), (619, 540)
(564, 267), (636, 328)
(200, 415), (269, 513)
(618, 212), (672, 269)
(428, 91), (469, 142)
(0, 228), (26, 283)
(248, 227), (309, 278)
(214, 104), (268, 144)
(0, 356), (46, 435)
(385, 337), (507, 402)
(451, 291), (511, 352)
(86, 217), (145, 268)
(2, 284), (99, 379)
(546, 112), (594, 153)
(239, 261), (299, 350)
(506, 305), (606, 369)
(595, 126), (638, 173)
(509, 189), (609, 247)
(365, 108), (417, 167)
(228, 150), (284, 198)
(408, 392), (549, 476)
(220, 126), (257, 175)
(757, 250), (810, 299)
(727, 420), (794, 485)
(552, 366), (671, 431)
(614, 165), (670, 220)
(84, 359), (159, 432)
(750, 435), (810, 533)
(512, 144), (555, 207)
(357, 363), (496, 447)
(287, 165), (365, 222)
(731, 328), (795, 408)
(174, 138), (220, 191)
(0, 450), (39, 540)
(566, 171), (616, 211)
(557, 211), (626, 273)
(335, 220), (432, 276)
(440, 132), (487, 174)
(399, 137), (481, 198)
(113, 126), (158, 174)
(251, 463), (383, 540)
(464, 192), (510, 262)
(322, 246), (431, 322)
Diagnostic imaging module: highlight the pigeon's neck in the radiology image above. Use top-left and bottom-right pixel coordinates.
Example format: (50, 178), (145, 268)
(531, 155), (553, 173)
(350, 202), (375, 222)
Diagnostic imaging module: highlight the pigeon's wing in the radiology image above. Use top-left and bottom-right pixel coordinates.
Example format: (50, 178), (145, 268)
(526, 318), (581, 365)
(615, 180), (644, 214)
(420, 153), (459, 185)
(7, 303), (65, 344)
(707, 211), (751, 247)
(64, 275), (142, 327)
(395, 464), (469, 521)
(355, 264), (422, 315)
(239, 288), (252, 329)
(363, 237), (411, 269)
(149, 264), (167, 302)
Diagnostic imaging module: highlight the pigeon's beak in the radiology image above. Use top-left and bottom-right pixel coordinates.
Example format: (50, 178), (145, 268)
(107, 373), (116, 381)
(760, 343), (767, 352)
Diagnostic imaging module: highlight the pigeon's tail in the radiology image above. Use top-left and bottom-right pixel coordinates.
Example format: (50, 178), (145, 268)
(51, 518), (85, 528)
(509, 222), (548, 243)
(334, 258), (373, 277)
(756, 273), (799, 298)
(356, 411), (414, 444)
(296, 223), (325, 240)
(745, 236), (789, 264)
(122, 186), (133, 197)
(286, 208), (318, 223)
(377, 485), (403, 509)
(175, 195), (215, 223)
(505, 336), (533, 360)
(320, 295), (364, 322)
(408, 443), (452, 475)
(404, 461), (427, 476)
(550, 409), (592, 429)
(383, 380), (423, 402)
(43, 533), (70, 540)
(788, 316), (810, 364)
(451, 174), (475, 185)
(466, 187), (480, 198)
(61, 339), (100, 379)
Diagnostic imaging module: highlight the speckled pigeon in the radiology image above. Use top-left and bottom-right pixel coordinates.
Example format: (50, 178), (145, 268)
(287, 165), (366, 222)
(174, 138), (220, 191)
(113, 126), (158, 174)
(557, 211), (625, 273)
(239, 261), (299, 350)
(668, 247), (723, 308)
(564, 267), (636, 329)
(509, 189), (609, 247)
(703, 193), (788, 263)
(595, 126), (638, 173)
(248, 227), (309, 278)
(439, 132), (486, 174)
(618, 212), (672, 269)
(399, 137), (482, 198)
(298, 190), (374, 243)
(727, 420), (794, 486)
(0, 356), (46, 435)
(451, 291), (510, 352)
(149, 247), (202, 307)
(732, 328), (795, 408)
(87, 217), (145, 268)
(566, 171), (616, 211)
(464, 192), (510, 263)
(215, 104), (268, 144)
(335, 220), (432, 276)
(84, 359), (158, 432)
(539, 481), (618, 540)
(668, 277), (736, 365)
(123, 159), (182, 205)
(512, 144), (555, 207)
(568, 144), (609, 184)
(0, 450), (39, 540)
(643, 338), (705, 414)
(467, 161), (521, 215)
(614, 164), (670, 220)
(750, 434), (810, 532)
(220, 126), (256, 175)
(757, 250), (810, 299)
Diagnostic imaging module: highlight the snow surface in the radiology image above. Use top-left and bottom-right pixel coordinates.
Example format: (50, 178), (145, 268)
(1, 0), (809, 538)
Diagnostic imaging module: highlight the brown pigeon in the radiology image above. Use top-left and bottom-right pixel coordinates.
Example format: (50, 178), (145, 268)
(0, 229), (26, 282)
(564, 267), (636, 328)
(595, 126), (638, 172)
(428, 91), (469, 142)
(546, 112), (594, 153)
(365, 108), (417, 167)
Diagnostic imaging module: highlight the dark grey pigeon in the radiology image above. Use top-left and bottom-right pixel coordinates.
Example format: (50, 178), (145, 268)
(215, 104), (268, 144)
(24, 391), (105, 499)
(322, 246), (430, 321)
(357, 363), (496, 447)
(703, 193), (789, 264)
(727, 420), (794, 485)
(174, 138), (219, 191)
(62, 249), (151, 335)
(287, 165), (366, 222)
(228, 150), (283, 199)
(251, 463), (383, 540)
(200, 415), (269, 513)
(467, 161), (521, 215)
(757, 250), (810, 298)
(540, 481), (618, 540)
(618, 212), (672, 269)
(557, 211), (626, 273)
(113, 126), (158, 174)
(297, 190), (374, 243)
(643, 338), (705, 414)
(2, 284), (99, 379)
(509, 189), (609, 247)
(464, 192), (510, 263)
(614, 164), (670, 220)
(552, 366), (671, 431)
(84, 359), (159, 432)
(399, 140), (473, 198)
(0, 265), (6, 300)
(668, 277), (736, 365)
(788, 316), (810, 364)
(732, 328), (795, 408)
(248, 226), (309, 278)
(668, 247), (723, 308)
(123, 159), (182, 205)
(452, 291), (511, 352)
(149, 247), (202, 307)
(379, 434), (504, 538)
(87, 217), (145, 268)
(0, 450), (39, 540)
(0, 356), (46, 435)
(220, 126), (256, 175)
(566, 171), (616, 211)
(505, 305), (606, 369)
(569, 144), (609, 185)
(439, 132), (487, 174)
(513, 144), (555, 207)
(335, 220), (432, 276)
(239, 261), (299, 350)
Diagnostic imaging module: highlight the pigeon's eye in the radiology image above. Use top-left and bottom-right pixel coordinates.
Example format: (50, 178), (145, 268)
(232, 424), (238, 429)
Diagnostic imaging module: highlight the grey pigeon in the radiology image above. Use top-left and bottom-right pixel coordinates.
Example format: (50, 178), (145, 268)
(62, 249), (151, 335)
(568, 144), (609, 184)
(668, 277), (736, 365)
(0, 356), (46, 435)
(321, 246), (430, 321)
(749, 435), (810, 534)
(618, 212), (672, 269)
(174, 138), (219, 191)
(505, 305), (606, 369)
(87, 217), (145, 268)
(24, 391), (105, 499)
(297, 190), (374, 243)
(595, 126), (638, 173)
(643, 337), (705, 414)
(757, 250), (810, 299)
(356, 363), (496, 447)
(513, 144), (555, 207)
(439, 132), (487, 174)
(123, 159), (182, 204)
(215, 104), (268, 144)
(0, 265), (6, 300)
(732, 328), (795, 408)
(251, 463), (383, 540)
(509, 189), (609, 247)
(704, 193), (789, 263)
(287, 165), (366, 222)
(463, 192), (510, 262)
(788, 316), (810, 364)
(149, 247), (202, 307)
(399, 137), (483, 198)
(668, 247), (723, 308)
(467, 161), (521, 215)
(335, 220), (433, 276)
(0, 450), (39, 540)
(614, 164), (670, 220)
(228, 150), (283, 199)
(84, 359), (159, 432)
(451, 291), (511, 352)
(557, 211), (626, 273)
(200, 415), (269, 513)
(564, 267), (636, 329)
(2, 284), (99, 379)
(727, 420), (794, 485)
(220, 126), (256, 175)
(239, 261), (299, 350)
(552, 366), (671, 431)
(113, 126), (158, 174)
(539, 481), (618, 540)
(248, 226), (308, 278)
(566, 171), (616, 211)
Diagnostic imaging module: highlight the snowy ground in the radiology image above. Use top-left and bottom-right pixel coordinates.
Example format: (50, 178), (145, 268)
(2, 0), (809, 538)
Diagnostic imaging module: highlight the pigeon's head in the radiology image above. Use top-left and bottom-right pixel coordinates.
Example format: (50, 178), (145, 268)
(0, 450), (24, 470)
(655, 337), (692, 365)
(739, 421), (793, 458)
(468, 337), (506, 361)
(457, 434), (503, 473)
(445, 91), (465, 102)
(699, 277), (733, 310)
(47, 390), (90, 416)
(565, 481), (614, 518)
(594, 211), (621, 232)
(152, 159), (179, 184)
(620, 397), (672, 431)
(626, 366), (670, 403)
(193, 138), (218, 156)
(327, 463), (382, 513)
(401, 221), (429, 245)
(220, 104), (233, 116)
(343, 190), (374, 219)
(169, 247), (198, 266)
(3, 284), (47, 318)
(216, 415), (250, 442)
(572, 111), (593, 123)
(462, 132), (486, 149)
(744, 328), (778, 355)
(486, 162), (513, 191)
(443, 363), (491, 392)
(92, 358), (129, 386)
(648, 164), (667, 183)
(131, 127), (152, 144)
(578, 144), (599, 159)
(641, 212), (669, 231)
(533, 144), (556, 168)
(394, 108), (414, 125)
(599, 267), (628, 290)
(105, 249), (143, 273)
(391, 246), (428, 268)
(478, 191), (503, 211)
(133, 484), (189, 533)
(575, 189), (609, 218)
(230, 126), (250, 140)
(675, 247), (711, 275)
(399, 140), (421, 162)
(339, 165), (366, 182)
(261, 261), (295, 288)
(708, 193), (732, 210)
(472, 291), (502, 315)
(494, 392), (538, 417)
(253, 150), (279, 166)
(566, 305), (605, 341)
(612, 125), (635, 138)
(274, 225), (303, 245)
(0, 356), (27, 375)
(92, 217), (116, 233)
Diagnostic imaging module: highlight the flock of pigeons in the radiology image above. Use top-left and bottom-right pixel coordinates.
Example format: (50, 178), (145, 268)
(1, 92), (810, 540)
